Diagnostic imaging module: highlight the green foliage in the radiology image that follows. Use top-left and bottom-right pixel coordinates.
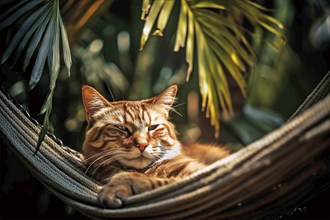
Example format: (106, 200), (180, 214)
(0, 0), (285, 149)
(0, 0), (71, 153)
(140, 0), (284, 136)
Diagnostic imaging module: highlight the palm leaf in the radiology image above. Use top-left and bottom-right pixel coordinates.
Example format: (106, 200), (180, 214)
(185, 5), (194, 81)
(140, 0), (165, 50)
(0, 0), (43, 29)
(59, 17), (71, 76)
(0, 1), (27, 19)
(36, 0), (61, 153)
(140, 0), (284, 137)
(1, 0), (72, 152)
(22, 11), (52, 72)
(141, 0), (151, 20)
(0, 2), (49, 64)
(12, 4), (52, 66)
(2, 1), (114, 152)
(154, 0), (175, 36)
(28, 6), (55, 90)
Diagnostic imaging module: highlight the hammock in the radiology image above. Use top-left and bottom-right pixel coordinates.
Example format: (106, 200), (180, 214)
(0, 72), (329, 219)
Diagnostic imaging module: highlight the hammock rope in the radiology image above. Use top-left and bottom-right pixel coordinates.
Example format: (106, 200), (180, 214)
(0, 72), (329, 219)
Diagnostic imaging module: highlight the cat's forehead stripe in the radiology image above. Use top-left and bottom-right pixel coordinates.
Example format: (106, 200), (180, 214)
(94, 107), (123, 123)
(94, 102), (167, 128)
(141, 104), (151, 124)
(124, 102), (154, 125)
(124, 102), (140, 123)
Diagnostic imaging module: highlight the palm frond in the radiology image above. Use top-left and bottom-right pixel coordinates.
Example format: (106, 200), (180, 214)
(39, 0), (67, 153)
(140, 0), (284, 137)
(0, 0), (43, 29)
(1, 0), (114, 152)
(0, 0), (71, 152)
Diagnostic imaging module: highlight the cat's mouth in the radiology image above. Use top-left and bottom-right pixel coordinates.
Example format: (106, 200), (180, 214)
(120, 154), (153, 170)
(127, 153), (156, 164)
(126, 155), (146, 161)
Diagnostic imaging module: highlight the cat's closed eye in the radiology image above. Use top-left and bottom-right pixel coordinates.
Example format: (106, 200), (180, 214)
(114, 124), (130, 134)
(148, 124), (159, 131)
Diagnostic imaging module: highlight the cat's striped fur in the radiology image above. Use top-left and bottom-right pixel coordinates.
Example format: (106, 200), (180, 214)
(82, 85), (229, 208)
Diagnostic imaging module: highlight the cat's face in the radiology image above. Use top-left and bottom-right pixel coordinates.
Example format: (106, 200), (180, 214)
(82, 85), (179, 171)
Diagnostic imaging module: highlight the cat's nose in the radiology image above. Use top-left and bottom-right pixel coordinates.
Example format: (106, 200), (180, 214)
(136, 143), (148, 152)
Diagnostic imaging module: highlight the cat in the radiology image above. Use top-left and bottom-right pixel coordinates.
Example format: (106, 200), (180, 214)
(82, 84), (230, 208)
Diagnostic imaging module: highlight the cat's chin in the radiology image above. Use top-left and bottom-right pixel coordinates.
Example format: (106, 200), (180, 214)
(120, 156), (153, 170)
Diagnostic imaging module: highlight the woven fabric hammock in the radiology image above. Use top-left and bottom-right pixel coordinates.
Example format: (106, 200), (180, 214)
(0, 73), (329, 219)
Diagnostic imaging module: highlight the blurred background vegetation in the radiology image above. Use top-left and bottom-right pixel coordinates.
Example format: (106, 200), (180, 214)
(1, 0), (329, 219)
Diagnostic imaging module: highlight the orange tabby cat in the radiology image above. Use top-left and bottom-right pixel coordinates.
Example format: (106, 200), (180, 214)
(82, 85), (229, 208)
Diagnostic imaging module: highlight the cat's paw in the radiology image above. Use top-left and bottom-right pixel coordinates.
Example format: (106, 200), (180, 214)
(97, 172), (147, 208)
(98, 182), (132, 208)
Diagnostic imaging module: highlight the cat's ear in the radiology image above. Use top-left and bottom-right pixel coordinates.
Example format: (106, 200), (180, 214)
(144, 84), (178, 116)
(82, 85), (111, 120)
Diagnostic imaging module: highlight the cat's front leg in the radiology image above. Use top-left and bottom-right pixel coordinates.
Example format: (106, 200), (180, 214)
(98, 172), (174, 208)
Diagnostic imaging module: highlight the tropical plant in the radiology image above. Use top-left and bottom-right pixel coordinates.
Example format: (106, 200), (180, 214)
(0, 0), (110, 152)
(0, 0), (284, 149)
(0, 0), (71, 152)
(140, 0), (284, 136)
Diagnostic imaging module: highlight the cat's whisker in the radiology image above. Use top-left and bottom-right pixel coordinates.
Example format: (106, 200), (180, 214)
(106, 87), (115, 102)
(173, 102), (187, 108)
(85, 151), (119, 174)
(85, 150), (113, 164)
(88, 150), (119, 160)
(89, 157), (113, 178)
(84, 148), (121, 162)
(90, 155), (123, 178)
(86, 148), (129, 176)
(171, 102), (186, 117)
(85, 151), (109, 161)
